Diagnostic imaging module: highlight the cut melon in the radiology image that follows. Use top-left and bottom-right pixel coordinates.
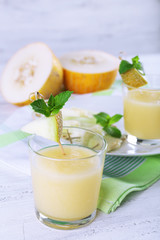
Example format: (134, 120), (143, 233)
(21, 111), (63, 142)
(62, 107), (124, 152)
(0, 42), (63, 106)
(60, 50), (119, 94)
(121, 68), (147, 88)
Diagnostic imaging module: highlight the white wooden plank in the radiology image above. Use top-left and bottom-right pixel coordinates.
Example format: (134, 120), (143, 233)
(0, 0), (159, 67)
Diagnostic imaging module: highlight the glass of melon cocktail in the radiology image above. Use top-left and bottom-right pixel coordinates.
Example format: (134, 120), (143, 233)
(123, 75), (160, 146)
(28, 126), (107, 229)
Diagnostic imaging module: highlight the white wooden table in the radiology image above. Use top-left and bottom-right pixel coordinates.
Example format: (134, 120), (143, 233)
(0, 55), (160, 240)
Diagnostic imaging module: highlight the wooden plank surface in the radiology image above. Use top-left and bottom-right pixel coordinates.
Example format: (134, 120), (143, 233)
(0, 157), (160, 240)
(0, 53), (160, 238)
(0, 0), (160, 69)
(0, 0), (160, 239)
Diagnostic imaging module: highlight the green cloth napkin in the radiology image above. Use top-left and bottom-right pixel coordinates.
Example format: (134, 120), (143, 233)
(0, 130), (30, 148)
(0, 130), (160, 214)
(98, 154), (160, 213)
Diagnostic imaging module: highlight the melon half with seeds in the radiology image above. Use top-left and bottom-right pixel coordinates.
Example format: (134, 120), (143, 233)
(0, 42), (63, 106)
(60, 50), (119, 94)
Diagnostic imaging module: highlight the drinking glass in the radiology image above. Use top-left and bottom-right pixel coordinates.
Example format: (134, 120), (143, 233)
(28, 126), (107, 229)
(123, 75), (160, 146)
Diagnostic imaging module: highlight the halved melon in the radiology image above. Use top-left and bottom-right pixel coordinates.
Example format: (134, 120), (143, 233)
(60, 50), (119, 94)
(0, 42), (63, 106)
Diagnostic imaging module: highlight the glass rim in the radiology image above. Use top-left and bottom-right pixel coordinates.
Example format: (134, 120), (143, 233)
(122, 82), (160, 91)
(28, 126), (107, 161)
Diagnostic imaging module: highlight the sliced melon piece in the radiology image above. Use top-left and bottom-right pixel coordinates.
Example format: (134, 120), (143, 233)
(21, 111), (63, 142)
(0, 42), (63, 106)
(62, 107), (124, 152)
(121, 68), (147, 88)
(60, 50), (119, 94)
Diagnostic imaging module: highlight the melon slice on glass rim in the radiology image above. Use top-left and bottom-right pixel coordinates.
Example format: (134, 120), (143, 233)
(0, 42), (63, 106)
(60, 50), (119, 94)
(22, 111), (63, 143)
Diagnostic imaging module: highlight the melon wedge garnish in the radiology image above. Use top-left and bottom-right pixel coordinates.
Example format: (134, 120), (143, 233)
(22, 91), (72, 143)
(121, 68), (147, 88)
(60, 50), (119, 94)
(22, 111), (62, 142)
(119, 56), (147, 88)
(0, 42), (63, 106)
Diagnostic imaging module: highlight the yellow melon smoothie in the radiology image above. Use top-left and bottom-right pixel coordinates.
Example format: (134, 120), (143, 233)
(123, 79), (160, 145)
(29, 127), (107, 229)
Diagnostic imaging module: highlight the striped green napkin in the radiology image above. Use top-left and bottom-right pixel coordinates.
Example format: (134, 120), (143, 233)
(0, 128), (160, 214)
(0, 129), (30, 148)
(98, 154), (160, 213)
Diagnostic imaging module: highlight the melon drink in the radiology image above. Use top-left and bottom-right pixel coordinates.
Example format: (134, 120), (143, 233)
(31, 146), (102, 220)
(29, 127), (107, 229)
(122, 73), (160, 145)
(124, 89), (160, 139)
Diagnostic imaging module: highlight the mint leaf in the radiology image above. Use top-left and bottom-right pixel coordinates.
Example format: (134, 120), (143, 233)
(119, 56), (145, 75)
(30, 91), (73, 117)
(108, 114), (123, 126)
(51, 108), (62, 115)
(48, 94), (55, 110)
(132, 56), (144, 74)
(94, 112), (110, 127)
(93, 112), (123, 138)
(132, 56), (139, 65)
(119, 60), (133, 74)
(30, 99), (50, 117)
(54, 91), (73, 109)
(104, 126), (122, 138)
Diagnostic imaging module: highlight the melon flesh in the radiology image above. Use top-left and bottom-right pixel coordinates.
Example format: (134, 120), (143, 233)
(60, 50), (119, 94)
(0, 42), (63, 105)
(60, 50), (119, 74)
(21, 112), (62, 143)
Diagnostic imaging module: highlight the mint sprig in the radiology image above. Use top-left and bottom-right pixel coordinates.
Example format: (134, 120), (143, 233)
(94, 112), (123, 138)
(119, 56), (145, 75)
(30, 91), (73, 117)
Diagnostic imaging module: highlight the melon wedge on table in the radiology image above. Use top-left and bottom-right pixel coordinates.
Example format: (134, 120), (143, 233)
(0, 42), (63, 106)
(60, 50), (119, 94)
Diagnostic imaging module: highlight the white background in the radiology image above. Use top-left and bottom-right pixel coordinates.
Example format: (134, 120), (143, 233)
(0, 0), (160, 72)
